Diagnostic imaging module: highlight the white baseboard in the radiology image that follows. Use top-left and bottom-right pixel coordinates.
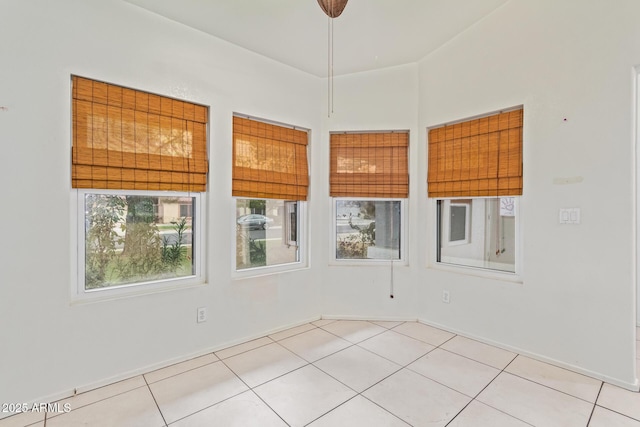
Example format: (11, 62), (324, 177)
(321, 314), (417, 322)
(0, 315), (321, 420)
(2, 313), (636, 422)
(417, 318), (640, 392)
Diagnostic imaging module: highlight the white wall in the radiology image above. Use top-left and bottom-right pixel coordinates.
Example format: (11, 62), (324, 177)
(0, 0), (322, 406)
(1, 0), (638, 407)
(417, 0), (639, 387)
(319, 64), (421, 320)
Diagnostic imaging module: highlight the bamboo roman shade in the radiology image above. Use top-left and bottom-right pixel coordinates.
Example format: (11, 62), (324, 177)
(330, 132), (409, 198)
(72, 76), (208, 191)
(428, 108), (523, 198)
(232, 116), (309, 200)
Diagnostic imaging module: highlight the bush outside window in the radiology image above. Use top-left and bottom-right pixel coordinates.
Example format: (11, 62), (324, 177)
(81, 191), (199, 291)
(335, 199), (402, 261)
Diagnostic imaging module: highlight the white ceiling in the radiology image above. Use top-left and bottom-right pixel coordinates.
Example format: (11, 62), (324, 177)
(125, 0), (509, 77)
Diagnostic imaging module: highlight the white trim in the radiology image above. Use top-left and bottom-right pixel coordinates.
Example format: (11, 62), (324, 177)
(3, 312), (635, 421)
(284, 201), (298, 247)
(430, 262), (524, 284)
(634, 66), (640, 328)
(321, 314), (417, 322)
(427, 104), (524, 130)
(71, 189), (206, 303)
(328, 129), (410, 135)
(417, 318), (639, 392)
(0, 315), (322, 420)
(232, 112), (311, 132)
(331, 198), (408, 265)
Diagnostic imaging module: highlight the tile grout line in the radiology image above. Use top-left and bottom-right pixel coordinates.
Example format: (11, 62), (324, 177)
(268, 324), (319, 343)
(218, 357), (293, 427)
(301, 394), (361, 427)
(316, 323), (453, 426)
(304, 348), (410, 426)
(442, 352), (535, 427)
(143, 373), (168, 427)
(585, 382), (605, 426)
(163, 356), (291, 426)
(437, 344), (516, 370)
(146, 354), (220, 385)
(299, 322), (492, 426)
(264, 320), (411, 426)
(345, 328), (507, 427)
(43, 381), (149, 422)
(223, 342), (311, 388)
(593, 406), (640, 424)
(499, 367), (603, 405)
(36, 320), (631, 426)
(215, 337), (275, 360)
(247, 389), (292, 427)
(317, 320), (390, 345)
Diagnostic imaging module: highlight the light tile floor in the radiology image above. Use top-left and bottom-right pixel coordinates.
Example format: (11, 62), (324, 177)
(2, 322), (639, 427)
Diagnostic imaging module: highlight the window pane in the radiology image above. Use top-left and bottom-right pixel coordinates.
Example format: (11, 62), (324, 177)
(336, 200), (401, 260)
(84, 194), (195, 290)
(438, 198), (516, 273)
(236, 199), (299, 270)
(449, 205), (467, 242)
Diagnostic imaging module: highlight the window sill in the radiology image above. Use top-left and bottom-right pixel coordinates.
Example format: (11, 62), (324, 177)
(329, 259), (408, 267)
(232, 262), (309, 280)
(429, 262), (523, 284)
(70, 278), (207, 305)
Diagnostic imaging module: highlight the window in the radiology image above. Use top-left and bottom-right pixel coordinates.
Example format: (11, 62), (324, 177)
(80, 191), (200, 290)
(437, 198), (517, 272)
(179, 203), (192, 218)
(236, 199), (300, 270)
(428, 108), (523, 274)
(232, 115), (308, 272)
(335, 199), (402, 260)
(72, 76), (208, 296)
(448, 200), (470, 245)
(330, 131), (408, 262)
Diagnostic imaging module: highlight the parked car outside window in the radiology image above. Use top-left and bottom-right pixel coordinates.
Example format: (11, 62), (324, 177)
(236, 214), (273, 230)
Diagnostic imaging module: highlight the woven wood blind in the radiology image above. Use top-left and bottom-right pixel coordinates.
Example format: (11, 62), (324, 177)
(72, 76), (208, 191)
(428, 108), (523, 198)
(232, 116), (309, 200)
(330, 132), (409, 198)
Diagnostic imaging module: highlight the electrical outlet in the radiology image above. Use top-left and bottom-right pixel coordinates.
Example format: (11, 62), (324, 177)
(197, 307), (207, 323)
(442, 290), (450, 304)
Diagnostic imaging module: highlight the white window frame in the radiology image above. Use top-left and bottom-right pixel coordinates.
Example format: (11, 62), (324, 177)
(284, 201), (298, 248)
(432, 196), (522, 281)
(71, 189), (205, 302)
(331, 198), (407, 265)
(232, 198), (308, 278)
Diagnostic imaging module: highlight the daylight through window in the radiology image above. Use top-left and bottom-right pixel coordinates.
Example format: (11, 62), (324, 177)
(437, 198), (516, 273)
(335, 200), (401, 260)
(236, 199), (299, 270)
(429, 108), (522, 274)
(72, 76), (208, 295)
(83, 193), (197, 290)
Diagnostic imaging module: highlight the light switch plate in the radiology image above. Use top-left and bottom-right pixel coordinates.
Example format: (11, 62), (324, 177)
(559, 208), (580, 224)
